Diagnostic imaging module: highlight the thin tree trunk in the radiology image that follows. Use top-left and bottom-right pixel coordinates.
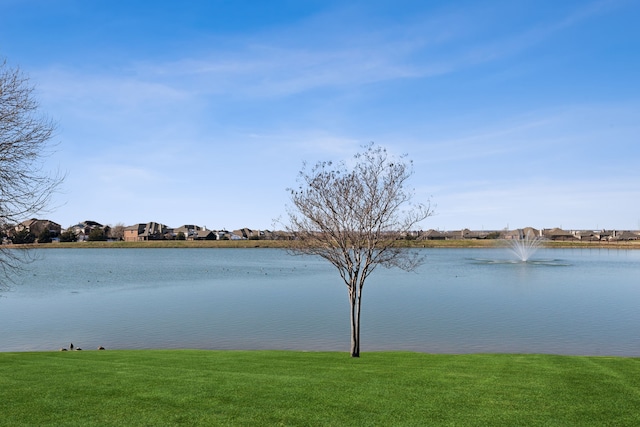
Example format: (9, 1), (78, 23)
(349, 287), (359, 357)
(350, 285), (362, 358)
(355, 287), (362, 357)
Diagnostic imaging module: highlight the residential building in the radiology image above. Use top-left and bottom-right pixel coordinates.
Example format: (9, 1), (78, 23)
(123, 222), (171, 242)
(15, 218), (62, 237)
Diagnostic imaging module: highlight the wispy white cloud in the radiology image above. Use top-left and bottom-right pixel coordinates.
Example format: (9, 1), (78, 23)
(130, 0), (618, 100)
(412, 0), (625, 76)
(129, 43), (424, 98)
(411, 100), (640, 168)
(32, 0), (617, 112)
(35, 67), (190, 110)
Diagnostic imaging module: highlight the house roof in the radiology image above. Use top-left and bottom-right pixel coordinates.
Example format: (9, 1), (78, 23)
(613, 231), (640, 240)
(19, 218), (61, 228)
(544, 228), (573, 236)
(194, 229), (215, 239)
(124, 222), (169, 236)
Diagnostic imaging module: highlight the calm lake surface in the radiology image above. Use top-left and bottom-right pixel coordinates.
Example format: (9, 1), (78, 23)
(1, 248), (639, 355)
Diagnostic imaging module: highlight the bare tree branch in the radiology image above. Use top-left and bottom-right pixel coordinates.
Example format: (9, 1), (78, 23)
(0, 59), (63, 289)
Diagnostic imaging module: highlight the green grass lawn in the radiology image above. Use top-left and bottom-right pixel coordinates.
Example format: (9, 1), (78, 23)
(1, 350), (639, 426)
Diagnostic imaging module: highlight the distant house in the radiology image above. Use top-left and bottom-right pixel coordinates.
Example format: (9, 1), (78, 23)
(270, 230), (294, 240)
(70, 220), (104, 241)
(15, 218), (61, 237)
(233, 228), (267, 240)
(503, 229), (521, 240)
(575, 230), (601, 241)
(123, 222), (171, 242)
(597, 230), (614, 241)
(441, 230), (463, 240)
(542, 228), (577, 241)
(611, 230), (640, 241)
(173, 225), (202, 240)
(420, 229), (445, 240)
(228, 231), (245, 240)
(193, 228), (216, 240)
(504, 228), (541, 240)
(460, 229), (492, 239)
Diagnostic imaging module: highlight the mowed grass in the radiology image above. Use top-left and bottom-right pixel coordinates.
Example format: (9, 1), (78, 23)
(1, 350), (639, 426)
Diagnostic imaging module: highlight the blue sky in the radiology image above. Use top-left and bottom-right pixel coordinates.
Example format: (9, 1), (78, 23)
(1, 0), (639, 231)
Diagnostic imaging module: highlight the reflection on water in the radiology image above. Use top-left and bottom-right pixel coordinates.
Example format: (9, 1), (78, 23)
(1, 247), (639, 356)
(470, 257), (571, 267)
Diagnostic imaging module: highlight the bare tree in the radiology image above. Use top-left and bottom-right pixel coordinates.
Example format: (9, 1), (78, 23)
(0, 59), (62, 287)
(109, 223), (126, 241)
(284, 143), (432, 357)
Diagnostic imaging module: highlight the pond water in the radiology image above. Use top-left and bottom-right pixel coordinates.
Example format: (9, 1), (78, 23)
(1, 248), (639, 355)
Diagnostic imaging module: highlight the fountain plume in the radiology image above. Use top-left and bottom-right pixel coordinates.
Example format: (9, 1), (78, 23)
(507, 230), (545, 262)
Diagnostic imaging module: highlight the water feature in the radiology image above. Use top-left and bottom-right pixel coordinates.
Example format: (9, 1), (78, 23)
(506, 231), (545, 262)
(1, 248), (639, 355)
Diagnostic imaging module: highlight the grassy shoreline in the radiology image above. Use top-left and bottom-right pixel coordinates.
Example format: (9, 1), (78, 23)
(7, 239), (640, 249)
(2, 350), (639, 426)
